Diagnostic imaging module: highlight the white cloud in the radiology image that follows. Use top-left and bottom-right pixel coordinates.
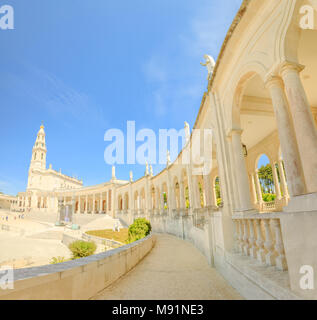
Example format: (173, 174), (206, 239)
(2, 64), (107, 127)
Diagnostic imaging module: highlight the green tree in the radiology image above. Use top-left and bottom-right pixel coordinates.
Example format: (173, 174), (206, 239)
(258, 164), (274, 194)
(127, 218), (152, 243)
(215, 177), (222, 206)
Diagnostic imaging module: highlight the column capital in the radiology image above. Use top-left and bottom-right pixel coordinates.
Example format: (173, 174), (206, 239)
(279, 61), (305, 77)
(264, 75), (284, 90)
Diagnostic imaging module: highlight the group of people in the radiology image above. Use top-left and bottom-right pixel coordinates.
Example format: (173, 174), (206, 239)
(1, 214), (25, 221)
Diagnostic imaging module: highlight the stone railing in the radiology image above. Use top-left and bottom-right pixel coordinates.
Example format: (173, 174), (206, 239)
(259, 197), (289, 213)
(161, 209), (168, 216)
(192, 208), (208, 230)
(232, 213), (288, 271)
(82, 233), (123, 248)
(0, 235), (155, 300)
(172, 209), (181, 219)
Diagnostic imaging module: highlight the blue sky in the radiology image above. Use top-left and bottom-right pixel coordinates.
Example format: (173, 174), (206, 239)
(0, 0), (244, 195)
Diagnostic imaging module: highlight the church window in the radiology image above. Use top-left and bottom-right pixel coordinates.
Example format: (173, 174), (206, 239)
(41, 153), (43, 160)
(34, 153), (37, 160)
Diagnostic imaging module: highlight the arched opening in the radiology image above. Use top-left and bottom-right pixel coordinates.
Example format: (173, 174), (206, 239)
(214, 177), (222, 207)
(151, 186), (156, 209)
(255, 154), (276, 203)
(162, 182), (168, 210)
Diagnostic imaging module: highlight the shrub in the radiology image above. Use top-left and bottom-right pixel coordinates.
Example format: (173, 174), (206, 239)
(127, 218), (151, 244)
(50, 256), (67, 264)
(68, 240), (97, 259)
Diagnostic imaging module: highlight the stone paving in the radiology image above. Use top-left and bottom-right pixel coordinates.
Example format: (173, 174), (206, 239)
(93, 234), (243, 300)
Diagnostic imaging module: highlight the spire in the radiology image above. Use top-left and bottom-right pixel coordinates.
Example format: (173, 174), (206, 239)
(29, 123), (47, 171)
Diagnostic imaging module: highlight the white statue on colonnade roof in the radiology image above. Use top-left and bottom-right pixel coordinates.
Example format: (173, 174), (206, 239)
(200, 54), (216, 81)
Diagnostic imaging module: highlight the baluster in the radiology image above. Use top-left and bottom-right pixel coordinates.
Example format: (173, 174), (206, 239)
(255, 219), (265, 263)
(263, 219), (275, 266)
(243, 220), (250, 256)
(272, 219), (288, 271)
(239, 220), (244, 253)
(249, 219), (257, 259)
(233, 220), (239, 253)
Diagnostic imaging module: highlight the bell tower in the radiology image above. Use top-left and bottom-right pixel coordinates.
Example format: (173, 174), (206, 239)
(30, 123), (47, 170)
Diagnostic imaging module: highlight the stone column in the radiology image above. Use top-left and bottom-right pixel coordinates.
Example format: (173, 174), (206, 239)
(203, 174), (212, 207)
(255, 169), (263, 204)
(40, 196), (44, 209)
(78, 196), (81, 214)
(71, 197), (76, 218)
(266, 75), (306, 196)
(160, 190), (165, 211)
(250, 173), (258, 204)
(271, 162), (282, 200)
(92, 194), (95, 214)
(192, 175), (201, 209)
(85, 195), (88, 214)
(186, 166), (194, 210)
(281, 62), (317, 193)
(231, 129), (253, 211)
(99, 193), (103, 213)
(179, 181), (185, 209)
(278, 159), (289, 199)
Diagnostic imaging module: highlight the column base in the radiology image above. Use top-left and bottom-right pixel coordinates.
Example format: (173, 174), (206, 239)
(284, 192), (317, 213)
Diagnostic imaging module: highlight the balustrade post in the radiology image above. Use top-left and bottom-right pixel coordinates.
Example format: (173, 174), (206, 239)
(233, 220), (239, 253)
(255, 219), (266, 263)
(249, 219), (257, 259)
(239, 220), (244, 253)
(243, 220), (250, 256)
(272, 219), (288, 271)
(263, 219), (275, 266)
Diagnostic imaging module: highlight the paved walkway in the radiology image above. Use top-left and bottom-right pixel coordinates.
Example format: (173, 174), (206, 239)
(93, 234), (243, 300)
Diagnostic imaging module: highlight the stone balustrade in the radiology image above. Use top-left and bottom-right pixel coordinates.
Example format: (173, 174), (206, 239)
(259, 198), (289, 213)
(232, 213), (288, 271)
(0, 235), (155, 300)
